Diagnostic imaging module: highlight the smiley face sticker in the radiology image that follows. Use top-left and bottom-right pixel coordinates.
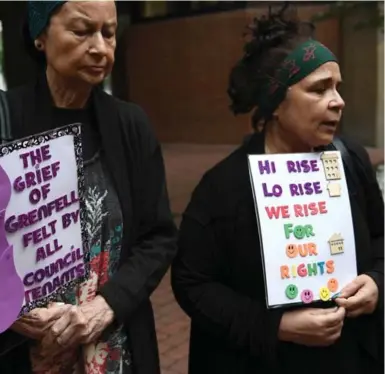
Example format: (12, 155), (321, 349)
(285, 284), (298, 300)
(286, 244), (297, 258)
(327, 278), (339, 293)
(301, 289), (314, 304)
(319, 287), (331, 301)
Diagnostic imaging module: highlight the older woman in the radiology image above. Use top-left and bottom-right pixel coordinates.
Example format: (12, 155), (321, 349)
(0, 1), (177, 373)
(171, 7), (384, 374)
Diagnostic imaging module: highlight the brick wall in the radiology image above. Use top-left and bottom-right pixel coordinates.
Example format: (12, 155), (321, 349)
(338, 5), (381, 147)
(124, 6), (340, 144)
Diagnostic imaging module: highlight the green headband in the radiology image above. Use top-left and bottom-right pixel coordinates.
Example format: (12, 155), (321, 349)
(257, 39), (337, 117)
(28, 1), (67, 40)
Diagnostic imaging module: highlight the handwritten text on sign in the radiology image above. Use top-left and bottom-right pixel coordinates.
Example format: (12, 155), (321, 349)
(248, 152), (357, 308)
(0, 126), (86, 333)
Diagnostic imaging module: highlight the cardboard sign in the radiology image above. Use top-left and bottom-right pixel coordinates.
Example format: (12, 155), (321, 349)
(0, 124), (88, 332)
(248, 151), (357, 308)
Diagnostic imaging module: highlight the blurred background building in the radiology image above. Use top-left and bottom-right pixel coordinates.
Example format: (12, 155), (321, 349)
(0, 1), (384, 148)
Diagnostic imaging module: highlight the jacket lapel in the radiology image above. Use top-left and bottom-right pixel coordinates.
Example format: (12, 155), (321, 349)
(9, 73), (56, 140)
(92, 89), (133, 249)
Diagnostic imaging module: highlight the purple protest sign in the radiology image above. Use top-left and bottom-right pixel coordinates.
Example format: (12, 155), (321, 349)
(0, 124), (88, 332)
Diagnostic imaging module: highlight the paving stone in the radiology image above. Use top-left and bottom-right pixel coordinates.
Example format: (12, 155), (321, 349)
(152, 144), (235, 374)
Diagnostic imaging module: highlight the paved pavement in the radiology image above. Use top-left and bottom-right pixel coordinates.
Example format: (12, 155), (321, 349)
(150, 143), (236, 374)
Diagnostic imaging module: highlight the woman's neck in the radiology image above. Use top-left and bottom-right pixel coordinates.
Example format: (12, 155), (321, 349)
(264, 122), (313, 154)
(46, 66), (91, 109)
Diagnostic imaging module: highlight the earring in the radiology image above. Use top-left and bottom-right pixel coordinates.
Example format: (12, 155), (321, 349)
(34, 41), (43, 50)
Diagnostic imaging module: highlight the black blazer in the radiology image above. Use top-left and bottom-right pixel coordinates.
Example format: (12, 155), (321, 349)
(172, 132), (384, 374)
(0, 76), (178, 374)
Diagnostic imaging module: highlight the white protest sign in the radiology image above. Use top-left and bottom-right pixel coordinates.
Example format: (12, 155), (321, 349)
(248, 151), (357, 308)
(0, 124), (88, 332)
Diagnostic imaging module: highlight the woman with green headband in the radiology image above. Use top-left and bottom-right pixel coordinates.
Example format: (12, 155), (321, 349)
(0, 1), (177, 374)
(172, 7), (383, 374)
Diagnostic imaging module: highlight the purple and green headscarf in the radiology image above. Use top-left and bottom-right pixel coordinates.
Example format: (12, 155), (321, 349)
(27, 1), (67, 40)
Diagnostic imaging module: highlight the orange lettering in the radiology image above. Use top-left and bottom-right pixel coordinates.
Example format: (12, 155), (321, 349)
(308, 243), (318, 256)
(299, 244), (308, 257)
(326, 260), (335, 274)
(286, 244), (298, 258)
(280, 265), (290, 279)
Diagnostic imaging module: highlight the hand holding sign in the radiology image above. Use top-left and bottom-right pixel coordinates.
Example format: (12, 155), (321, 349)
(40, 296), (114, 355)
(11, 303), (71, 340)
(279, 306), (346, 347)
(335, 274), (379, 317)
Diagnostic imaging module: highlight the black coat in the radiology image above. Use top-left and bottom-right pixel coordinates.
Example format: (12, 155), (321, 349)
(172, 132), (384, 374)
(0, 76), (178, 373)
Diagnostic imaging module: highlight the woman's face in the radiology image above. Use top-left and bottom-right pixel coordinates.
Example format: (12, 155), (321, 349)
(274, 61), (345, 148)
(36, 0), (117, 86)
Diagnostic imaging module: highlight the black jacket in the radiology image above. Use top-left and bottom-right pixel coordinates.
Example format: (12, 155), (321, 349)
(0, 76), (178, 374)
(172, 132), (384, 374)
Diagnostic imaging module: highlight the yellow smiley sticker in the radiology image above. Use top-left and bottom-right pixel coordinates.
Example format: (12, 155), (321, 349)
(319, 287), (330, 301)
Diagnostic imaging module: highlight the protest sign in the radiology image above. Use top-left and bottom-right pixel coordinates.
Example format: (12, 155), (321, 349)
(0, 124), (88, 332)
(248, 151), (357, 308)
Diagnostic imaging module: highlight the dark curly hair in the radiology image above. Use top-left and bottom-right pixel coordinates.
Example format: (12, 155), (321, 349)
(228, 3), (315, 129)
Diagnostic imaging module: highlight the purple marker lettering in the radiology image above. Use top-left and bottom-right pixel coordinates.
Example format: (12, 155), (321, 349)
(23, 272), (34, 286)
(262, 183), (282, 197)
(258, 160), (276, 175)
(310, 159), (319, 171)
(40, 145), (52, 162)
(19, 152), (30, 169)
(313, 181), (322, 194)
(287, 161), (296, 173)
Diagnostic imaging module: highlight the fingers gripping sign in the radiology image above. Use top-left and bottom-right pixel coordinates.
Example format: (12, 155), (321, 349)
(335, 274), (379, 317)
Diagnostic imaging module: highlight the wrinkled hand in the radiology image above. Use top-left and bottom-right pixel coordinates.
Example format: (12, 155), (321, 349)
(335, 274), (378, 317)
(11, 304), (71, 340)
(279, 307), (346, 347)
(40, 296), (114, 356)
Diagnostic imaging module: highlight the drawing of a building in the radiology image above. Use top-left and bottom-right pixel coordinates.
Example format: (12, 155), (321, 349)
(321, 152), (341, 180)
(327, 182), (342, 197)
(328, 233), (344, 255)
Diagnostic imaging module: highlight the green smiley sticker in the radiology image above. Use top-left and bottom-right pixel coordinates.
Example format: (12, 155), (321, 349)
(285, 284), (298, 299)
